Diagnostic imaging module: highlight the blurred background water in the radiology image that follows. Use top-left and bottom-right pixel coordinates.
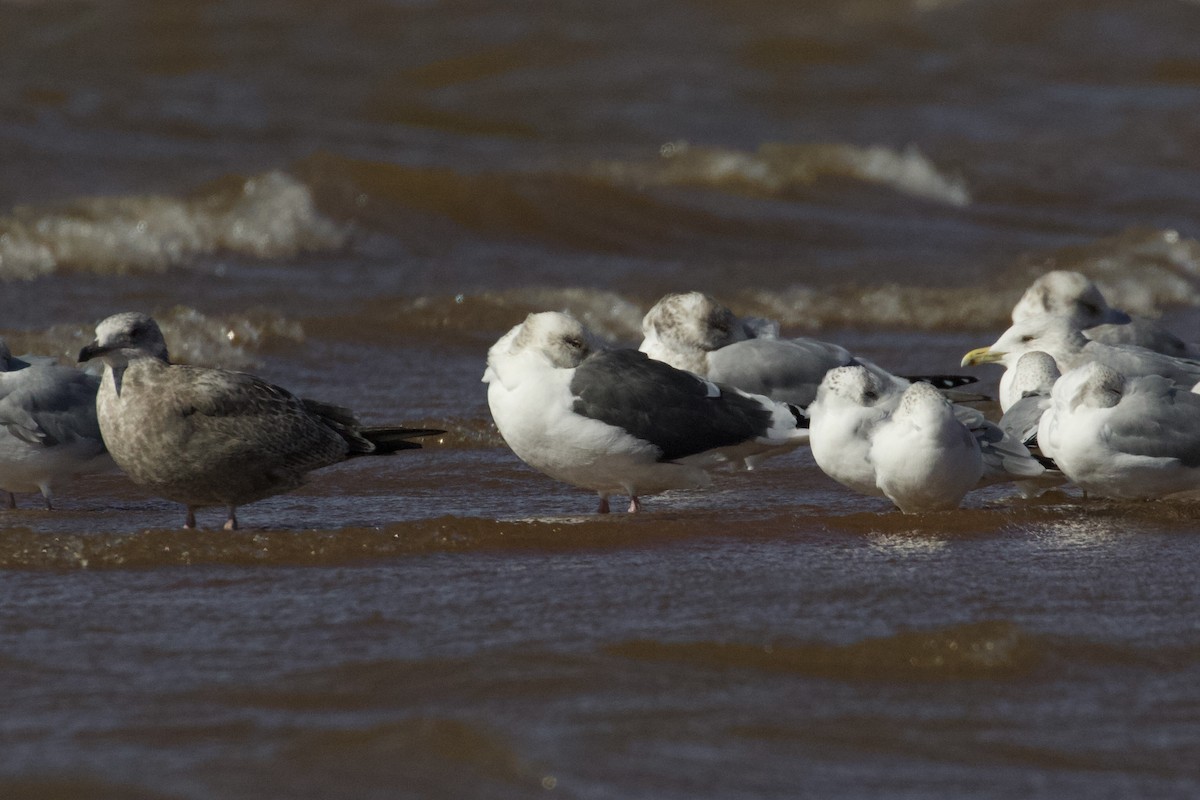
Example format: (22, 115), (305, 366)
(2, 1), (1200, 797)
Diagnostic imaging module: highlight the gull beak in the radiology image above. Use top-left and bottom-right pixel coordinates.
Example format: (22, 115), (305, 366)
(961, 346), (1005, 367)
(78, 342), (106, 364)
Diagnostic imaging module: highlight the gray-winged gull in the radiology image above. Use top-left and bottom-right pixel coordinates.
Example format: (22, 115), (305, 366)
(78, 312), (442, 530)
(484, 311), (807, 513)
(1038, 361), (1200, 500)
(962, 314), (1200, 410)
(807, 365), (1043, 511)
(869, 381), (983, 512)
(996, 351), (1067, 496)
(1012, 270), (1199, 358)
(0, 339), (112, 509)
(639, 291), (976, 409)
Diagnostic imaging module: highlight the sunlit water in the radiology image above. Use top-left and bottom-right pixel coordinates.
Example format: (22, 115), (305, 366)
(2, 0), (1200, 797)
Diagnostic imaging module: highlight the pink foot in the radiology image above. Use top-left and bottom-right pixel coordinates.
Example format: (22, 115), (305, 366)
(223, 507), (239, 531)
(184, 507), (197, 529)
(627, 496), (641, 513)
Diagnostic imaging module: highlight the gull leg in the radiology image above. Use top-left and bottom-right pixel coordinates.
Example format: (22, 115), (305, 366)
(184, 507), (197, 529)
(223, 507), (239, 531)
(4, 492), (15, 510)
(596, 496), (610, 514)
(627, 496), (641, 513)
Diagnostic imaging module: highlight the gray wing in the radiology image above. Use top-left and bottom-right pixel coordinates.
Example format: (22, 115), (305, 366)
(1086, 319), (1200, 359)
(0, 366), (103, 447)
(1105, 381), (1200, 467)
(1000, 393), (1050, 448)
(705, 338), (854, 407)
(954, 403), (1045, 482)
(1086, 341), (1200, 386)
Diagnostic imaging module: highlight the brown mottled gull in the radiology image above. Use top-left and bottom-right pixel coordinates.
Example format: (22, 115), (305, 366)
(78, 312), (441, 530)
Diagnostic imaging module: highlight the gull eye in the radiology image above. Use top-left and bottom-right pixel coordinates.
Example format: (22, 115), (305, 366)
(563, 337), (583, 349)
(863, 390), (878, 401)
(1020, 335), (1034, 343)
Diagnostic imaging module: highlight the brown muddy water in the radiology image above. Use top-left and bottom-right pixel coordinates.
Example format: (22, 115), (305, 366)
(2, 1), (1200, 798)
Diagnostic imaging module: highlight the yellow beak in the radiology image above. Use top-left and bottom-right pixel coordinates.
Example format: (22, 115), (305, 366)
(961, 346), (1005, 367)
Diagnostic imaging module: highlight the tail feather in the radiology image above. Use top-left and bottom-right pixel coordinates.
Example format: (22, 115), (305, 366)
(302, 398), (444, 455)
(359, 426), (446, 454)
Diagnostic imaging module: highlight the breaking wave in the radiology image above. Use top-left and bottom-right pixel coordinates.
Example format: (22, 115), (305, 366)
(0, 171), (346, 281)
(3, 306), (304, 369)
(593, 140), (972, 207)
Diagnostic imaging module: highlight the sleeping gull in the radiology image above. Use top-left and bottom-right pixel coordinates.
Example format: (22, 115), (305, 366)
(1038, 362), (1200, 500)
(0, 341), (112, 509)
(484, 311), (807, 513)
(1012, 270), (1199, 358)
(807, 366), (1043, 511)
(78, 312), (442, 530)
(962, 314), (1200, 410)
(996, 351), (1067, 496)
(639, 291), (977, 409)
(869, 381), (983, 512)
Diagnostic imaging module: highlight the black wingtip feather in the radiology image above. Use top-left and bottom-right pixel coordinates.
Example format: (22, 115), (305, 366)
(900, 374), (979, 390)
(360, 426), (446, 454)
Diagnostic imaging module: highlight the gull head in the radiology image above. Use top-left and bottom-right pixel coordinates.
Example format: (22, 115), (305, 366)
(1054, 361), (1123, 412)
(1012, 270), (1129, 328)
(641, 292), (746, 357)
(892, 380), (952, 423)
(962, 314), (1086, 368)
(489, 311), (592, 374)
(815, 365), (891, 409)
(79, 312), (170, 366)
(1009, 351), (1061, 397)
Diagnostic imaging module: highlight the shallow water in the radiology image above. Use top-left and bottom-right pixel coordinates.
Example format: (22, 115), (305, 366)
(2, 0), (1200, 797)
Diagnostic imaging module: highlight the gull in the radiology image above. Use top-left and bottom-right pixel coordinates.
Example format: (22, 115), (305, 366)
(640, 291), (976, 409)
(1038, 362), (1200, 500)
(0, 340), (112, 509)
(869, 381), (984, 512)
(78, 312), (442, 530)
(962, 314), (1200, 411)
(1012, 270), (1199, 358)
(484, 311), (807, 513)
(808, 366), (1043, 511)
(997, 351), (1060, 452)
(996, 351), (1067, 496)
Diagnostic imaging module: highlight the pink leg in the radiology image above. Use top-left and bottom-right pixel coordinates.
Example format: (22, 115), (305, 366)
(184, 507), (197, 529)
(627, 496), (641, 513)
(4, 492), (15, 510)
(596, 496), (610, 514)
(223, 507), (239, 531)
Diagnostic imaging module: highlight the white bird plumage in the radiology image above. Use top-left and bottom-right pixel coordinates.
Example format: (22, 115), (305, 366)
(1012, 270), (1199, 358)
(485, 311), (807, 513)
(1038, 362), (1200, 500)
(639, 291), (974, 409)
(808, 365), (1043, 512)
(963, 313), (1200, 411)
